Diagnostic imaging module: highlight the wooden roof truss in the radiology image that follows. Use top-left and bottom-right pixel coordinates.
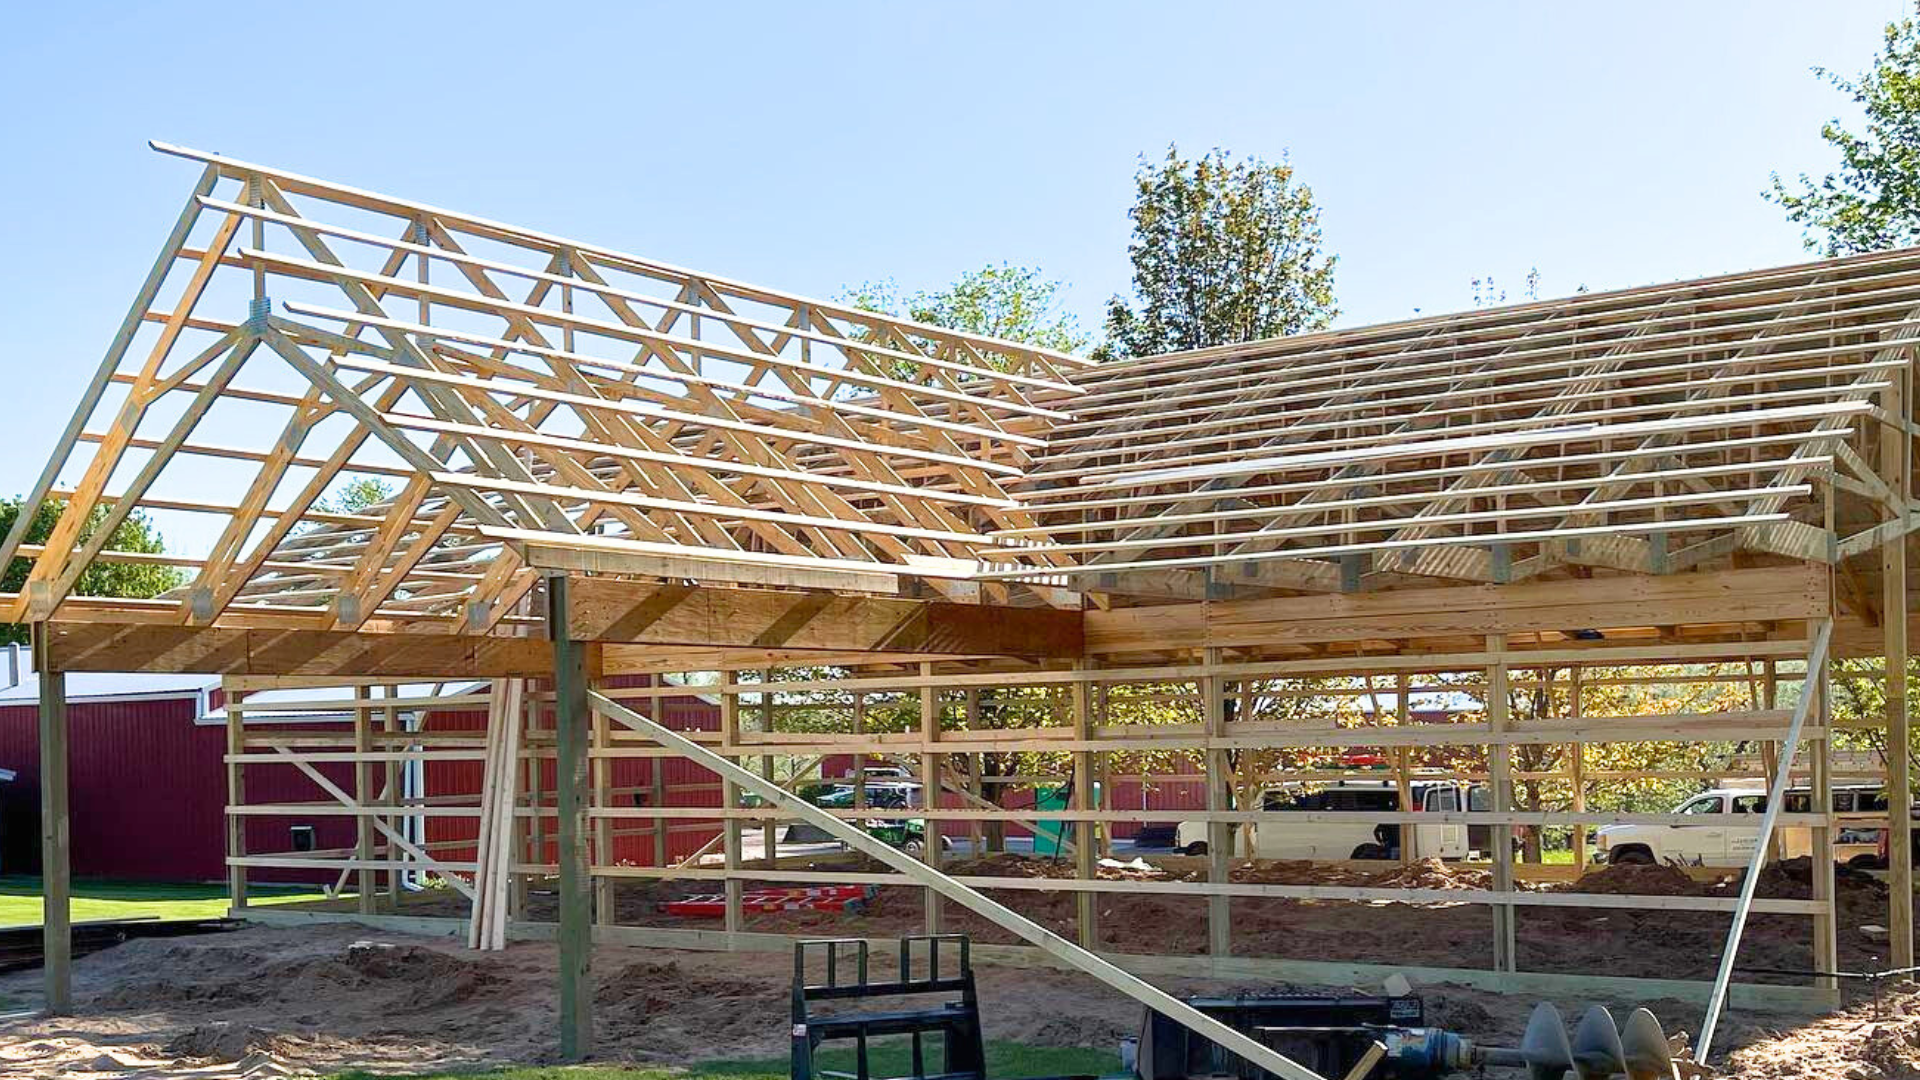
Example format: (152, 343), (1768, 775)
(8, 145), (1919, 638)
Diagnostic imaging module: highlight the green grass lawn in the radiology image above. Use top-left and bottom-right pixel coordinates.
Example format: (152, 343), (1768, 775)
(0, 877), (327, 927)
(326, 1039), (1121, 1080)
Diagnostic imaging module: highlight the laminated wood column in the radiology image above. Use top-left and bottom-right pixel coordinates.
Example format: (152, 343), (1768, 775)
(1201, 647), (1232, 958)
(382, 686), (401, 905)
(32, 624), (70, 1015)
(649, 751), (667, 868)
(1393, 673), (1412, 863)
(1762, 662), (1786, 863)
(1071, 663), (1097, 950)
(1810, 650), (1839, 992)
(1885, 356), (1914, 969)
(1486, 635), (1517, 974)
(1569, 667), (1586, 870)
(964, 691), (983, 856)
(223, 676), (248, 913)
(920, 662), (944, 935)
(548, 577), (594, 1061)
(355, 699), (375, 914)
(593, 678), (613, 925)
(721, 671), (744, 936)
(761, 668), (777, 870)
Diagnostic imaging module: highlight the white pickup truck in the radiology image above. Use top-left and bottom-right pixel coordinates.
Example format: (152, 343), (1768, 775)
(1593, 784), (1887, 868)
(1175, 779), (1491, 861)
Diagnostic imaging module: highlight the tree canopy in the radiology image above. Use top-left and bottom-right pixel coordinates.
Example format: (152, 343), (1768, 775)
(0, 498), (184, 646)
(1099, 145), (1337, 360)
(843, 263), (1087, 380)
(1769, 10), (1920, 255)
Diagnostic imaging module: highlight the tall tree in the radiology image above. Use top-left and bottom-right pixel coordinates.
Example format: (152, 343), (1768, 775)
(314, 477), (395, 516)
(843, 263), (1088, 380)
(1768, 10), (1920, 255)
(1100, 145), (1337, 359)
(0, 499), (184, 645)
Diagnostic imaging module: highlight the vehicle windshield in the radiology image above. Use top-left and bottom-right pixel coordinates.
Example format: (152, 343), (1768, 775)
(1680, 795), (1724, 814)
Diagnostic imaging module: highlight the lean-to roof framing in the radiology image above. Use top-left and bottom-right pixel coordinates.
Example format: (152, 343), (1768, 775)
(8, 144), (1920, 643)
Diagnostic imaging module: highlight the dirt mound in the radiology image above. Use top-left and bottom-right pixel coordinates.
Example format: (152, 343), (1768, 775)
(1371, 857), (1493, 891)
(594, 959), (781, 1048)
(1423, 992), (1497, 1035)
(162, 1022), (301, 1062)
(1723, 985), (1920, 1078)
(93, 940), (501, 1013)
(1564, 862), (1706, 896)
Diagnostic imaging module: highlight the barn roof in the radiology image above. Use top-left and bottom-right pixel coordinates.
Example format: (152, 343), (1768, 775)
(4, 143), (1913, 639)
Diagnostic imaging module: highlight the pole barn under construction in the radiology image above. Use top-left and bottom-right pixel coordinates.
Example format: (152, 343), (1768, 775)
(9, 142), (1919, 1065)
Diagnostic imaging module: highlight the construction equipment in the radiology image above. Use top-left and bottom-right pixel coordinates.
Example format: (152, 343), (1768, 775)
(1136, 997), (1677, 1080)
(791, 935), (993, 1080)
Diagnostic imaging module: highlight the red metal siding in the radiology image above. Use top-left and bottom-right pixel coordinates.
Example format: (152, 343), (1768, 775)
(0, 696), (357, 883)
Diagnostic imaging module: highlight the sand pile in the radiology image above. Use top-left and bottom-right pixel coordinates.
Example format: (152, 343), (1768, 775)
(1721, 984), (1920, 1078)
(92, 939), (502, 1014)
(1370, 857), (1495, 891)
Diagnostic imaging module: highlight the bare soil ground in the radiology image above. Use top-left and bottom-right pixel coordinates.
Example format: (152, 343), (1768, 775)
(0, 918), (1905, 1079)
(418, 855), (1897, 983)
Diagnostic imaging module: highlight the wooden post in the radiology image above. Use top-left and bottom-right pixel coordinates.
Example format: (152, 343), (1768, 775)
(761, 668), (778, 870)
(223, 676), (248, 913)
(964, 691), (983, 856)
(1486, 634), (1517, 975)
(649, 752), (668, 868)
(354, 699), (375, 914)
(1393, 673), (1413, 862)
(382, 685), (401, 906)
(1884, 366), (1914, 967)
(721, 671), (743, 936)
(1569, 667), (1586, 869)
(920, 662), (944, 934)
(33, 625), (70, 1015)
(1763, 661), (1787, 862)
(592, 687), (613, 926)
(1071, 663), (1097, 950)
(547, 577), (593, 1061)
(1202, 648), (1231, 958)
(1811, 651), (1839, 992)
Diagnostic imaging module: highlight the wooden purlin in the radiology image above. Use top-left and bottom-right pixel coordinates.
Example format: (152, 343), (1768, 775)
(991, 255), (1920, 589)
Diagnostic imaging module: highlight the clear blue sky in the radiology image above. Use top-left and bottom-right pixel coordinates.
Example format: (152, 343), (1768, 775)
(0, 1), (1908, 553)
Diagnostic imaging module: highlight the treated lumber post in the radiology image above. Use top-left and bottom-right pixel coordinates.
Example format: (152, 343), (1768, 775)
(1884, 361), (1914, 968)
(1486, 635), (1517, 975)
(382, 685), (401, 906)
(355, 700), (374, 914)
(1811, 656), (1838, 993)
(1072, 663), (1097, 950)
(223, 676), (248, 912)
(920, 662), (944, 934)
(721, 671), (743, 936)
(593, 677), (613, 925)
(761, 668), (777, 871)
(1202, 647), (1232, 959)
(33, 624), (70, 1015)
(548, 577), (594, 1060)
(1569, 667), (1586, 869)
(1393, 673), (1412, 863)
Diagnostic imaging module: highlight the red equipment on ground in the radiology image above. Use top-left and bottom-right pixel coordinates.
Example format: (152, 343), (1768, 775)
(661, 885), (875, 918)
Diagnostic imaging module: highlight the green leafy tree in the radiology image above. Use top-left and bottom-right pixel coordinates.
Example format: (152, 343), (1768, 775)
(1099, 145), (1337, 359)
(1768, 9), (1920, 254)
(0, 499), (185, 645)
(314, 477), (395, 516)
(842, 263), (1088, 381)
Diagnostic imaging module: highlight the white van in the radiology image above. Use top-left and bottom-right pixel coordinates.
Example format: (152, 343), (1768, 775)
(1175, 779), (1491, 861)
(1593, 784), (1887, 868)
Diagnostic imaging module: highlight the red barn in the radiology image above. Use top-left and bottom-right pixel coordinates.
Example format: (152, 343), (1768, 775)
(0, 656), (364, 883)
